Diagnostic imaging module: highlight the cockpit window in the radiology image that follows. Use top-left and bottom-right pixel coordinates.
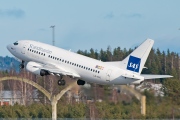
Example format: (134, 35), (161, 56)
(13, 41), (18, 45)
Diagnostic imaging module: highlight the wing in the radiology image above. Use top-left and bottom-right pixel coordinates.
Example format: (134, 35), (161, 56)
(33, 62), (80, 78)
(141, 74), (173, 79)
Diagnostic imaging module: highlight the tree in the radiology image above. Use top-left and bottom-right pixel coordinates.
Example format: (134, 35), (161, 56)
(163, 79), (180, 104)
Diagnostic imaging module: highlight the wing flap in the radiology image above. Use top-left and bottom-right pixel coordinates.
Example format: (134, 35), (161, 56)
(45, 68), (80, 78)
(33, 62), (80, 78)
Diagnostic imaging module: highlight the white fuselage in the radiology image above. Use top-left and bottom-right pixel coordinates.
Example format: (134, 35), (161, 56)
(7, 40), (144, 85)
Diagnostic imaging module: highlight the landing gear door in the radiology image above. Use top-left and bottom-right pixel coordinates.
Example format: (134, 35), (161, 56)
(21, 42), (28, 54)
(106, 69), (112, 82)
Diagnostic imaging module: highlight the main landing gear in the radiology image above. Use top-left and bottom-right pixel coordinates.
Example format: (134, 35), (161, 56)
(58, 76), (66, 86)
(57, 77), (85, 86)
(77, 80), (85, 85)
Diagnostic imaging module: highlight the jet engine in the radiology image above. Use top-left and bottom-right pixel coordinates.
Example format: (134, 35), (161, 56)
(26, 61), (49, 76)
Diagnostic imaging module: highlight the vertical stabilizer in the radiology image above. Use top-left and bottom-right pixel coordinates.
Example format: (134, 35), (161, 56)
(120, 39), (154, 74)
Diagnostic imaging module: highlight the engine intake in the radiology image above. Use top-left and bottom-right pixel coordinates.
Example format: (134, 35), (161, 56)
(40, 69), (49, 76)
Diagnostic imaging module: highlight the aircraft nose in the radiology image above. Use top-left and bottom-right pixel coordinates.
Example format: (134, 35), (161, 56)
(7, 44), (11, 51)
(7, 44), (13, 52)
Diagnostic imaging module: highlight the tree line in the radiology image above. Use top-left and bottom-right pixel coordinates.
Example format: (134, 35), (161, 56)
(77, 47), (180, 79)
(0, 46), (179, 119)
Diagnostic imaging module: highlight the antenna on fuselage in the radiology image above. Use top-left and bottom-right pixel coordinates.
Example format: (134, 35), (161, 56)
(50, 25), (55, 46)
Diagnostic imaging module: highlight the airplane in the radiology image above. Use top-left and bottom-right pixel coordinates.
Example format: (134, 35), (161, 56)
(7, 39), (172, 86)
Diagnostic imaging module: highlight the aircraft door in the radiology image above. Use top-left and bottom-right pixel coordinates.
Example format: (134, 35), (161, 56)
(21, 42), (28, 54)
(106, 69), (112, 82)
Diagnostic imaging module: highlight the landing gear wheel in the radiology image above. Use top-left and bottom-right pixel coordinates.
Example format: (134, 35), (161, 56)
(19, 61), (25, 69)
(58, 80), (66, 86)
(19, 64), (24, 69)
(62, 80), (65, 85)
(77, 80), (85, 85)
(19, 61), (25, 72)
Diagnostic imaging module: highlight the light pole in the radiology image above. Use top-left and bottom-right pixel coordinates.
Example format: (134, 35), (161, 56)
(50, 25), (55, 46)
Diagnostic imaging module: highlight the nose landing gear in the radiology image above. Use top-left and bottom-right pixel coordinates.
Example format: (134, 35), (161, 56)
(19, 61), (25, 69)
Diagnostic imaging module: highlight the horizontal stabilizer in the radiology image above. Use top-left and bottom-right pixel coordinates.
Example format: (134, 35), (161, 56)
(122, 74), (144, 80)
(141, 74), (173, 79)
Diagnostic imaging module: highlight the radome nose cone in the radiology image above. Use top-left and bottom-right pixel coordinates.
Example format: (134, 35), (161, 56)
(7, 44), (11, 51)
(7, 44), (14, 52)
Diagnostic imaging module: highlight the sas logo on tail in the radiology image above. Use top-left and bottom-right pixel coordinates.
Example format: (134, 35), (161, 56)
(127, 56), (141, 72)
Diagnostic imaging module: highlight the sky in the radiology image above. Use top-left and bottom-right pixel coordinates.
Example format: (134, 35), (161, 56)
(1, 0), (180, 57)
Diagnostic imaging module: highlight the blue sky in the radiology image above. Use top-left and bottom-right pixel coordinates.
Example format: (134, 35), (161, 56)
(1, 0), (180, 56)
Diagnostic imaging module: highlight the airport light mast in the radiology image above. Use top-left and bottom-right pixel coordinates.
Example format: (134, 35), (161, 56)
(50, 25), (55, 46)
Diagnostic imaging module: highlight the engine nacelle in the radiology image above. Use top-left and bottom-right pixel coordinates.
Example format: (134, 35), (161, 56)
(40, 70), (49, 76)
(26, 61), (49, 76)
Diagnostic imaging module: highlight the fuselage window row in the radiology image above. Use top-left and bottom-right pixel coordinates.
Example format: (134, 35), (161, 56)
(47, 55), (100, 74)
(28, 49), (45, 56)
(27, 49), (100, 74)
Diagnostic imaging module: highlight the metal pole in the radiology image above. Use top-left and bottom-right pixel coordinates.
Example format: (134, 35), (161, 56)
(141, 96), (146, 116)
(50, 25), (55, 46)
